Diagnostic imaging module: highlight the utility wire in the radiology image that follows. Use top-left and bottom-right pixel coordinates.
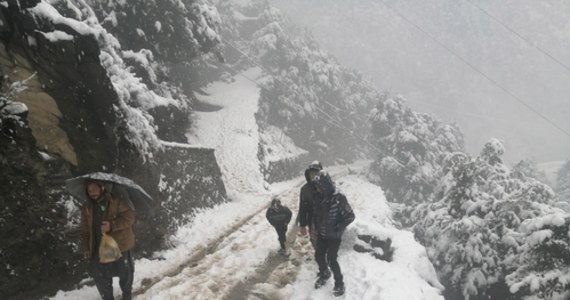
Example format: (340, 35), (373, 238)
(226, 27), (528, 129)
(377, 0), (570, 140)
(463, 0), (570, 76)
(223, 40), (500, 160)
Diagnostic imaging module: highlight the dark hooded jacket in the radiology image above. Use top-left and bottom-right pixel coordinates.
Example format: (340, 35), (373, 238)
(298, 168), (322, 228)
(312, 171), (355, 239)
(266, 199), (292, 228)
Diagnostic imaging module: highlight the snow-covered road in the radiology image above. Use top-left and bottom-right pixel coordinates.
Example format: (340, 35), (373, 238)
(137, 181), (303, 299)
(50, 69), (444, 300)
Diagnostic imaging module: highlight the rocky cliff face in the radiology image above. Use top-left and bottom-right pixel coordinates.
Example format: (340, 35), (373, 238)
(0, 1), (226, 298)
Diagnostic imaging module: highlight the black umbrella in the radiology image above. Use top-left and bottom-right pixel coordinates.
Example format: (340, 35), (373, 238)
(65, 172), (153, 211)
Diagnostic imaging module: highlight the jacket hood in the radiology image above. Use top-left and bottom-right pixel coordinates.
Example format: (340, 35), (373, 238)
(271, 197), (282, 210)
(304, 160), (323, 183)
(312, 170), (336, 196)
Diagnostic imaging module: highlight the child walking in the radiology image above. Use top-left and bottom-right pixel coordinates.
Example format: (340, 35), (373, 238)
(266, 197), (292, 256)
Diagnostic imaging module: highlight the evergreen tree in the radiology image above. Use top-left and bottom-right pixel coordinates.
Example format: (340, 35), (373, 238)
(368, 93), (464, 209)
(555, 160), (570, 204)
(218, 0), (378, 163)
(413, 139), (568, 299)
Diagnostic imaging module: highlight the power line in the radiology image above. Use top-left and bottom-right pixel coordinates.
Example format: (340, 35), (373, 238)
(224, 40), (502, 160)
(377, 0), (570, 140)
(463, 0), (570, 76)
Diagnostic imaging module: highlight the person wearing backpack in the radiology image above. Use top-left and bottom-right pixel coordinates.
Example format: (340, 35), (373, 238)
(311, 170), (355, 297)
(266, 197), (293, 256)
(297, 161), (323, 248)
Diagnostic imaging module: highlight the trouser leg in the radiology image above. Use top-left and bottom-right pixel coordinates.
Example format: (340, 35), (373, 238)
(118, 251), (134, 300)
(308, 227), (317, 249)
(315, 235), (329, 275)
(326, 238), (343, 284)
(88, 260), (114, 300)
(276, 225), (287, 249)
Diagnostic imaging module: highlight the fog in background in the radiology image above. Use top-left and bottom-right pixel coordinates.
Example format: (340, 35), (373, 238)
(270, 0), (570, 164)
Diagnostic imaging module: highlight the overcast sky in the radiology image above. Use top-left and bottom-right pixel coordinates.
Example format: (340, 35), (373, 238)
(270, 0), (570, 164)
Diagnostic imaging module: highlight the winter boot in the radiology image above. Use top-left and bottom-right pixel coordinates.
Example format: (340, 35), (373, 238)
(333, 281), (345, 297)
(314, 269), (331, 289)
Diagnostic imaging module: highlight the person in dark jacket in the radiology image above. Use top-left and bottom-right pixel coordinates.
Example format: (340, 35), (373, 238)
(266, 197), (293, 256)
(297, 161), (323, 248)
(81, 180), (135, 300)
(311, 170), (355, 297)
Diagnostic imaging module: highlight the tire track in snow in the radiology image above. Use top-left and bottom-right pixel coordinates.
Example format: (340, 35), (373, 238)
(140, 208), (278, 299)
(133, 187), (302, 299)
(135, 168), (351, 299)
(224, 198), (309, 300)
(226, 168), (351, 300)
(227, 227), (316, 300)
(132, 202), (268, 298)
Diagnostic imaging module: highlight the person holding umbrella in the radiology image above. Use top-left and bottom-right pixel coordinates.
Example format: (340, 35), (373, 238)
(66, 173), (147, 300)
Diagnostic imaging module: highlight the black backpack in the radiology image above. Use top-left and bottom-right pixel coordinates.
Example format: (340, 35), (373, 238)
(335, 194), (355, 227)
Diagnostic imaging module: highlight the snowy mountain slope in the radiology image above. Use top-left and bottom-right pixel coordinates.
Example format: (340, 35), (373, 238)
(270, 0), (570, 163)
(49, 70), (443, 300)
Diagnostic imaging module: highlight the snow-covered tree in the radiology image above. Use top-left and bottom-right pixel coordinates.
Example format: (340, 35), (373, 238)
(368, 93), (464, 210)
(506, 214), (570, 299)
(555, 160), (570, 204)
(255, 37), (376, 162)
(412, 139), (569, 299)
(217, 0), (378, 163)
(512, 158), (550, 185)
(84, 0), (221, 63)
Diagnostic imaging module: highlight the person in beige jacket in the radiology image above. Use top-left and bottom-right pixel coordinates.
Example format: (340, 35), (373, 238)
(81, 180), (135, 300)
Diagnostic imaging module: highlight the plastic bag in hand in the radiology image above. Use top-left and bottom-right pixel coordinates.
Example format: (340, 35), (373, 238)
(99, 233), (122, 263)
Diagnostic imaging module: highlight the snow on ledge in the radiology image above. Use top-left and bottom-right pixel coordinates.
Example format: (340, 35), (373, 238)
(160, 140), (212, 151)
